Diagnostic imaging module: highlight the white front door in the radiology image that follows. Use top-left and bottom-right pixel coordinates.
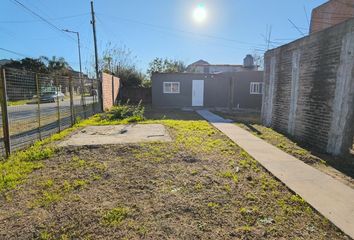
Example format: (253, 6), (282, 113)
(192, 80), (204, 107)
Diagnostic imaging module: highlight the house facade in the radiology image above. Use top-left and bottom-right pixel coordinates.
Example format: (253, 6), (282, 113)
(152, 71), (263, 109)
(186, 55), (258, 74)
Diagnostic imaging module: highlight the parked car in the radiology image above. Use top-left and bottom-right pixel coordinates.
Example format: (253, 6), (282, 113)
(33, 91), (65, 103)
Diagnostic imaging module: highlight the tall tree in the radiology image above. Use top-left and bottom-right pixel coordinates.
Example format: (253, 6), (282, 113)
(99, 43), (146, 87)
(3, 57), (48, 73)
(41, 56), (70, 74)
(147, 57), (186, 77)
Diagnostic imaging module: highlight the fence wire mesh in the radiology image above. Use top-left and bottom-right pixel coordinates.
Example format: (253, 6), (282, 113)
(0, 67), (102, 156)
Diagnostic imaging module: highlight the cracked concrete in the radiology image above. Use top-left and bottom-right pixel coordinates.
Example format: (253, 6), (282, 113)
(59, 124), (172, 147)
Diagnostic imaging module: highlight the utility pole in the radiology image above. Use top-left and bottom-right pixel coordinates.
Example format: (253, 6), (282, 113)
(90, 0), (103, 111)
(62, 29), (86, 116)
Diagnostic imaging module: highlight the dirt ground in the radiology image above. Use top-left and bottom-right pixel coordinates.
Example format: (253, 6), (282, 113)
(0, 110), (350, 239)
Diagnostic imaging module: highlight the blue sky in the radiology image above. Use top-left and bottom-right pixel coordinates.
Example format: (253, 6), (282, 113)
(0, 0), (327, 74)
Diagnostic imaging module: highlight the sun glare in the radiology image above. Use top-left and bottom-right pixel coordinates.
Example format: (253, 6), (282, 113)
(193, 3), (207, 23)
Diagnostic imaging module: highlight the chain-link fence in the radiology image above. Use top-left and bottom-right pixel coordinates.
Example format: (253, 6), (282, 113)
(0, 67), (102, 157)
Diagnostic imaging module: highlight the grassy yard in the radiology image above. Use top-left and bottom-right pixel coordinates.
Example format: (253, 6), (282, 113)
(213, 110), (354, 189)
(0, 108), (350, 239)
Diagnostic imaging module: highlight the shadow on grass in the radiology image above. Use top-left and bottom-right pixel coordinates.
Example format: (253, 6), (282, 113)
(144, 106), (203, 121)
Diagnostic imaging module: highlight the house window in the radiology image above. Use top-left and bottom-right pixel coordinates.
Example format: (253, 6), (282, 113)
(250, 82), (263, 94)
(163, 82), (180, 94)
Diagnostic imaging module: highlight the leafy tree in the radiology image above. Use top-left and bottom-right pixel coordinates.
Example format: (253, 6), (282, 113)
(147, 57), (186, 77)
(3, 57), (48, 73)
(99, 43), (146, 87)
(40, 56), (70, 74)
(4, 56), (71, 74)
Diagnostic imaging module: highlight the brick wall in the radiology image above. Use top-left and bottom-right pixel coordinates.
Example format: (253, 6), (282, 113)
(102, 72), (120, 110)
(310, 0), (354, 34)
(262, 18), (354, 156)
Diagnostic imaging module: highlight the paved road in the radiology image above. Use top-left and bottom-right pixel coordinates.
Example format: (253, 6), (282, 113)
(0, 96), (98, 153)
(3, 96), (95, 122)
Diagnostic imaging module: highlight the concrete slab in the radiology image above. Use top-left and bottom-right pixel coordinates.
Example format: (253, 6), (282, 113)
(59, 124), (172, 147)
(197, 109), (354, 239)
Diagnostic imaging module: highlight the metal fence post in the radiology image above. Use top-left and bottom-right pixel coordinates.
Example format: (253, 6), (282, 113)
(92, 79), (95, 114)
(56, 75), (61, 133)
(80, 75), (86, 119)
(0, 68), (11, 157)
(35, 73), (42, 140)
(69, 74), (74, 126)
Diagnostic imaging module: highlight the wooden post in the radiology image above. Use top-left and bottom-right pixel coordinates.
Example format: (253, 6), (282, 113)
(35, 73), (42, 140)
(0, 68), (11, 157)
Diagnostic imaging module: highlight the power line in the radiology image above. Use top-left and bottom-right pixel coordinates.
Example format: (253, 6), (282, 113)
(9, 0), (76, 42)
(0, 47), (28, 57)
(95, 14), (269, 54)
(0, 13), (90, 24)
(96, 13), (268, 49)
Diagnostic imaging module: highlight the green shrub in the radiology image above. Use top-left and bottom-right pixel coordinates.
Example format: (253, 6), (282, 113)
(104, 101), (144, 122)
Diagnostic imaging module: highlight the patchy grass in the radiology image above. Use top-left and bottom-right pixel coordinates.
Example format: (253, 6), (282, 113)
(103, 206), (129, 226)
(237, 123), (354, 188)
(8, 99), (31, 106)
(0, 108), (349, 239)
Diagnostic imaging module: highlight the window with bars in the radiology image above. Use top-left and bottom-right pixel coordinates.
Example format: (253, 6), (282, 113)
(250, 82), (263, 94)
(163, 82), (180, 94)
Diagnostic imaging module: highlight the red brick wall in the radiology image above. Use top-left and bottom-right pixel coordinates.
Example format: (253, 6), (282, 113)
(310, 0), (354, 33)
(102, 72), (120, 110)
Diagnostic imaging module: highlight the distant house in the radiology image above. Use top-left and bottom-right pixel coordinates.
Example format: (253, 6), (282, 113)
(152, 71), (263, 109)
(186, 55), (258, 74)
(310, 0), (354, 34)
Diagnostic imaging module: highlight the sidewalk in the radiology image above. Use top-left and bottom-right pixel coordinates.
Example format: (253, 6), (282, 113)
(197, 110), (354, 239)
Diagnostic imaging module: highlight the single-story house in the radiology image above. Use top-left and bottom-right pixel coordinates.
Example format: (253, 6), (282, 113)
(152, 71), (263, 109)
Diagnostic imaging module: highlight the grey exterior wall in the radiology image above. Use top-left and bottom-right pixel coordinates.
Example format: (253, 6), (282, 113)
(152, 71), (263, 109)
(262, 17), (354, 156)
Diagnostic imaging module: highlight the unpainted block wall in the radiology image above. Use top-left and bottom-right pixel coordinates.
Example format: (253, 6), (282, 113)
(262, 18), (354, 156)
(102, 72), (120, 110)
(310, 0), (354, 34)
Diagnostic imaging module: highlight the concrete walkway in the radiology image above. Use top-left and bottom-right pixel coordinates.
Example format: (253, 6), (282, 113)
(197, 110), (354, 239)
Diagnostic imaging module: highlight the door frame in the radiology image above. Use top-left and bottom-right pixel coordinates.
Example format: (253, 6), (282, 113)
(192, 80), (204, 107)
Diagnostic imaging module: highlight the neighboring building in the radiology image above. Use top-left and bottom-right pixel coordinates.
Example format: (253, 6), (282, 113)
(152, 71), (263, 109)
(186, 54), (258, 74)
(310, 0), (354, 34)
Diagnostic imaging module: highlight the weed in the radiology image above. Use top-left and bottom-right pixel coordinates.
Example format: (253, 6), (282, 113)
(207, 202), (219, 208)
(35, 190), (62, 207)
(223, 184), (231, 193)
(39, 230), (52, 240)
(91, 174), (102, 181)
(62, 180), (72, 192)
(103, 206), (129, 226)
(236, 225), (254, 233)
(220, 170), (238, 183)
(71, 156), (86, 168)
(72, 179), (87, 189)
(102, 101), (144, 122)
(240, 206), (259, 215)
(41, 179), (54, 189)
(194, 182), (204, 191)
(191, 170), (198, 176)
